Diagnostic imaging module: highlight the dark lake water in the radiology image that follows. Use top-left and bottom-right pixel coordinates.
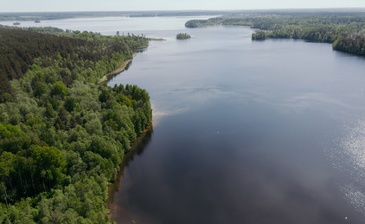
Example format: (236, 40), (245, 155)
(4, 16), (365, 224)
(108, 24), (365, 224)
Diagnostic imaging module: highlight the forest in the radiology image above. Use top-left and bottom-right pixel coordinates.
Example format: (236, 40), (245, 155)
(176, 33), (191, 40)
(185, 11), (365, 56)
(0, 26), (152, 223)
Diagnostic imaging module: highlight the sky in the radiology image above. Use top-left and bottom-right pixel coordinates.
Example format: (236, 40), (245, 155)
(1, 0), (365, 12)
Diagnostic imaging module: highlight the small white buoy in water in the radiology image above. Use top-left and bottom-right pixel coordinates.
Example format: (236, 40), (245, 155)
(345, 217), (348, 220)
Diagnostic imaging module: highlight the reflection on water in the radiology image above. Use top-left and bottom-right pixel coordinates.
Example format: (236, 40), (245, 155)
(337, 119), (365, 214)
(108, 125), (153, 223)
(343, 120), (365, 171)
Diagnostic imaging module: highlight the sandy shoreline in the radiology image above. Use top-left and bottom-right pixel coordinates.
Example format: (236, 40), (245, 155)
(99, 58), (133, 83)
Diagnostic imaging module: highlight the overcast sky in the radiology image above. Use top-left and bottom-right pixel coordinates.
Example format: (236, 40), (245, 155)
(1, 0), (365, 12)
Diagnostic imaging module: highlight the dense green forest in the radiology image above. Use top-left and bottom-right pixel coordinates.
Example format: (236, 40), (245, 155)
(0, 26), (152, 223)
(185, 11), (365, 56)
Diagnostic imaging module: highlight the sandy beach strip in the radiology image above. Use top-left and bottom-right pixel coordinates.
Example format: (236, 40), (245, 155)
(99, 58), (133, 83)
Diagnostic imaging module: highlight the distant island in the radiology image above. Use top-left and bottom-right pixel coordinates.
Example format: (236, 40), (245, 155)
(185, 11), (365, 56)
(176, 33), (191, 40)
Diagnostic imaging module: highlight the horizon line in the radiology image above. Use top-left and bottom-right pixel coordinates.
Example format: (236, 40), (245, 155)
(1, 7), (365, 14)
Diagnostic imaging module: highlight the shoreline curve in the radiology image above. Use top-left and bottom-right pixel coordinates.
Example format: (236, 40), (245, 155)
(99, 57), (133, 83)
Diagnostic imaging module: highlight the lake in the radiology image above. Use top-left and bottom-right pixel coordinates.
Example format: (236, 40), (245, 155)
(4, 16), (365, 224)
(108, 21), (365, 224)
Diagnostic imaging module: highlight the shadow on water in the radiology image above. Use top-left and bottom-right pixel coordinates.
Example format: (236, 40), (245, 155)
(124, 124), (153, 167)
(107, 124), (153, 221)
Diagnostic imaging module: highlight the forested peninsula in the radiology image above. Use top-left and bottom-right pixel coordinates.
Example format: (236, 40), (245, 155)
(0, 26), (152, 223)
(185, 11), (365, 56)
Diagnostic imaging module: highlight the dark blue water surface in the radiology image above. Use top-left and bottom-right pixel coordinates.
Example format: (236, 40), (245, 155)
(108, 24), (365, 224)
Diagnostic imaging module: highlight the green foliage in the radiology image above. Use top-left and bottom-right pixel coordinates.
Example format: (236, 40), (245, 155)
(176, 33), (191, 40)
(0, 26), (152, 222)
(185, 19), (215, 28)
(251, 31), (267, 40)
(51, 81), (68, 99)
(0, 26), (148, 102)
(32, 146), (67, 191)
(333, 31), (365, 55)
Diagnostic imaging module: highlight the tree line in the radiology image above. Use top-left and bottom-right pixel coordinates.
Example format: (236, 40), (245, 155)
(185, 11), (365, 56)
(0, 26), (151, 223)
